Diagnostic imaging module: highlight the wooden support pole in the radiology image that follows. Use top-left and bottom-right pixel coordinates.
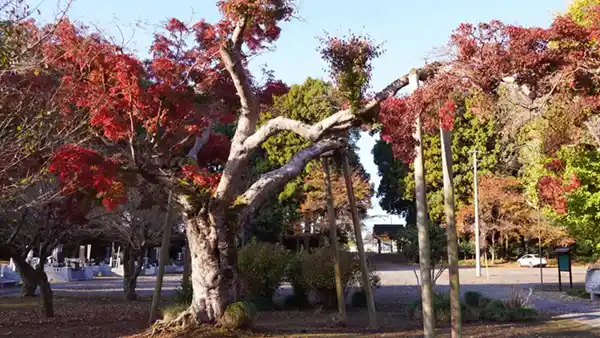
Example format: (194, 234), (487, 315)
(440, 127), (462, 338)
(321, 154), (347, 323)
(338, 148), (377, 329)
(410, 70), (434, 338)
(149, 190), (175, 324)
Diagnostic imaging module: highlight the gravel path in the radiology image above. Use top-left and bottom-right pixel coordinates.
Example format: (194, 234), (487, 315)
(374, 264), (600, 329)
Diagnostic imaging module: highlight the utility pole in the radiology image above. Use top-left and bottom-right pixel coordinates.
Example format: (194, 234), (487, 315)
(537, 205), (543, 285)
(472, 150), (482, 278)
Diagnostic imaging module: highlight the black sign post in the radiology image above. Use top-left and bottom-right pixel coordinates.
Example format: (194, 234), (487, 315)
(555, 247), (573, 291)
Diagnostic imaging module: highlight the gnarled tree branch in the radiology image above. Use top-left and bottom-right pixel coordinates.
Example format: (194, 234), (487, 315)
(239, 137), (347, 214)
(241, 63), (442, 155)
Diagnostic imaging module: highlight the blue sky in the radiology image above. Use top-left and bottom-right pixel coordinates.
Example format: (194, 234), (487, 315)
(31, 0), (568, 230)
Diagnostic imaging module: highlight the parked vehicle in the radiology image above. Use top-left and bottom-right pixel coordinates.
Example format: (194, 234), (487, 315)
(517, 254), (547, 268)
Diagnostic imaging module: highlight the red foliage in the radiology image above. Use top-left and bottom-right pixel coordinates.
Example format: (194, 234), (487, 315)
(259, 80), (289, 105)
(48, 145), (127, 210)
(196, 134), (232, 167)
(181, 165), (222, 193)
(320, 33), (382, 110)
(217, 0), (295, 51)
(439, 99), (456, 131)
(537, 172), (581, 215)
(545, 159), (566, 173)
(378, 97), (417, 163)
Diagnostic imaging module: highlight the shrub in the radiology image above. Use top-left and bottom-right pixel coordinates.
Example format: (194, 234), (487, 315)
(218, 301), (257, 329)
(285, 251), (310, 308)
(351, 290), (367, 308)
(480, 298), (537, 322)
(464, 291), (482, 307)
(407, 292), (454, 323)
(238, 240), (290, 306)
(173, 277), (193, 305)
(482, 299), (507, 321)
(504, 286), (532, 309)
(299, 248), (380, 308)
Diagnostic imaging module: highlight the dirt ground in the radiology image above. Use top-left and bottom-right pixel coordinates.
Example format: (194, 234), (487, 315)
(1, 295), (600, 338)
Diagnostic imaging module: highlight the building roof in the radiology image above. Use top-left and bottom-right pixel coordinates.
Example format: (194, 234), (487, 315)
(372, 224), (403, 240)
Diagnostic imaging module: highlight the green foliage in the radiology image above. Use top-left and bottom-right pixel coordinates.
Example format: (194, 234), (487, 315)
(219, 301), (257, 329)
(237, 240), (290, 304)
(567, 0), (600, 26)
(480, 299), (536, 322)
(284, 251), (310, 308)
(372, 139), (415, 220)
(459, 240), (476, 259)
(374, 100), (500, 223)
(396, 223), (447, 268)
(460, 292), (538, 322)
(407, 292), (454, 323)
(297, 247), (380, 308)
(566, 287), (590, 299)
(172, 277), (193, 306)
(463, 291), (491, 308)
(260, 78), (338, 167)
(549, 146), (600, 254)
(415, 104), (501, 222)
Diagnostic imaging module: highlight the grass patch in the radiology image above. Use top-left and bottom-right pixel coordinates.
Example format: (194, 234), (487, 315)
(566, 287), (590, 299)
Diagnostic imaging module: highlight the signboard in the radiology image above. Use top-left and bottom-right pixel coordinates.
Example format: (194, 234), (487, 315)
(558, 255), (570, 272)
(555, 247), (573, 291)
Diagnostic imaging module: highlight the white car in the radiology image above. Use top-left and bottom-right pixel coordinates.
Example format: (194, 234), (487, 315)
(517, 254), (547, 268)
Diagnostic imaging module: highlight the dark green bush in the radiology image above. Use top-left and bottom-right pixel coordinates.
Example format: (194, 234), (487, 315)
(464, 291), (482, 307)
(285, 251), (310, 308)
(218, 301), (257, 329)
(299, 248), (380, 308)
(173, 276), (193, 305)
(463, 291), (492, 309)
(238, 240), (290, 304)
(407, 292), (454, 323)
(479, 298), (536, 322)
(482, 299), (507, 321)
(351, 290), (367, 308)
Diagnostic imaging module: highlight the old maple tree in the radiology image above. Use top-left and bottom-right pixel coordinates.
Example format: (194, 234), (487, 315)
(38, 0), (433, 325)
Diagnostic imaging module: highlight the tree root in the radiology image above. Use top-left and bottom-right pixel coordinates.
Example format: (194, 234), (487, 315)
(150, 309), (196, 337)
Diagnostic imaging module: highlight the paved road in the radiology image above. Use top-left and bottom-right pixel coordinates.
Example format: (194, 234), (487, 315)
(373, 264), (600, 329)
(0, 275), (182, 297)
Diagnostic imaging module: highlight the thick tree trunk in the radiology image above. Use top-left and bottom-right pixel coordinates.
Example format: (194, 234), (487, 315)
(184, 207), (237, 324)
(440, 128), (462, 338)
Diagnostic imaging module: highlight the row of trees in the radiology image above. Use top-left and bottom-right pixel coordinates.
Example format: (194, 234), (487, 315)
(7, 0), (600, 336)
(374, 0), (600, 336)
(0, 0), (375, 322)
